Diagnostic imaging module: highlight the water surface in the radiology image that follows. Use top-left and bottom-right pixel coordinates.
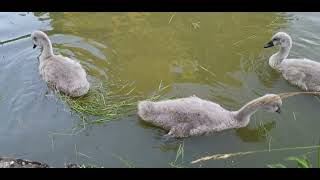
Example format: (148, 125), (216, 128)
(0, 12), (320, 167)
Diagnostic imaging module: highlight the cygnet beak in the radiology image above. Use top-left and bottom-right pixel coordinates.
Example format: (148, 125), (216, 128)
(264, 41), (274, 48)
(33, 44), (37, 49)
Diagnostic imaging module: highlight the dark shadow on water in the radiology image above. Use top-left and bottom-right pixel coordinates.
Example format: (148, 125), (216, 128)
(235, 121), (276, 143)
(137, 117), (186, 151)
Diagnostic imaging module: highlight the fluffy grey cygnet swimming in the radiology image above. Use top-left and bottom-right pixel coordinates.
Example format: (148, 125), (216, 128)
(31, 30), (90, 97)
(138, 94), (283, 138)
(264, 32), (320, 91)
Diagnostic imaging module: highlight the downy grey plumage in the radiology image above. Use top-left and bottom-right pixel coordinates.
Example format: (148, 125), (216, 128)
(31, 30), (90, 97)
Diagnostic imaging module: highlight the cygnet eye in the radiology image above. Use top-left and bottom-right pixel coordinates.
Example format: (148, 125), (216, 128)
(273, 37), (280, 41)
(275, 105), (281, 113)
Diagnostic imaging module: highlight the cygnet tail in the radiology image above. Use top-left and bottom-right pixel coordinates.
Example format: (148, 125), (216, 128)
(69, 80), (90, 97)
(137, 101), (154, 122)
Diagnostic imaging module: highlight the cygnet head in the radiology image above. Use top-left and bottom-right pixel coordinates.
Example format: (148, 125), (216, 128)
(264, 32), (292, 49)
(31, 30), (50, 49)
(256, 94), (283, 114)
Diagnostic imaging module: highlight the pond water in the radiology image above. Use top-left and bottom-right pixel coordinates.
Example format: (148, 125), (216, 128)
(1, 12), (320, 167)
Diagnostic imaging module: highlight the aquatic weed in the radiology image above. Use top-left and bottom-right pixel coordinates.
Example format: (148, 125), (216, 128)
(268, 142), (320, 168)
(59, 79), (169, 128)
(169, 142), (187, 168)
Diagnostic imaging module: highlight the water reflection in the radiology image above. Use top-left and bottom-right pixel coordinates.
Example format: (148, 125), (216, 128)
(41, 13), (286, 95)
(236, 121), (276, 142)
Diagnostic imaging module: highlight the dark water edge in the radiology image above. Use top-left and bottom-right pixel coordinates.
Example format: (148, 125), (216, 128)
(0, 156), (91, 168)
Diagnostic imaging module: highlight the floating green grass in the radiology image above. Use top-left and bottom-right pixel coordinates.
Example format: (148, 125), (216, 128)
(58, 79), (169, 128)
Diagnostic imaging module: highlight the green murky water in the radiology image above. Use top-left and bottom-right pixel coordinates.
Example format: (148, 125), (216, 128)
(1, 12), (320, 167)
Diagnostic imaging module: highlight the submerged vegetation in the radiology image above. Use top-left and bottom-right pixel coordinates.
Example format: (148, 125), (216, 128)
(112, 154), (136, 168)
